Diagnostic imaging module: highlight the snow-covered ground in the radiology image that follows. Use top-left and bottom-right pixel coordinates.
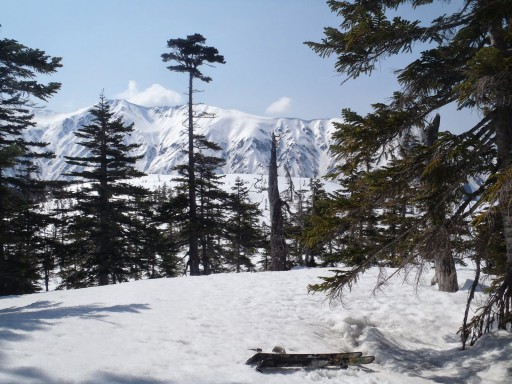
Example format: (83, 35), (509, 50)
(0, 266), (510, 383)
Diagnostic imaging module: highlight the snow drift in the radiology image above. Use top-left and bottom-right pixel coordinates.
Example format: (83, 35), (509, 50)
(0, 266), (509, 383)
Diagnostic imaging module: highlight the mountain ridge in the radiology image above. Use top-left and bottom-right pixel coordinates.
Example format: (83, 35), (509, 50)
(28, 100), (341, 180)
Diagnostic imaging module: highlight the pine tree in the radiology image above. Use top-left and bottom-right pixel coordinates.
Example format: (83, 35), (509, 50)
(126, 190), (179, 280)
(306, 0), (512, 346)
(226, 177), (265, 272)
(195, 139), (229, 274)
(0, 35), (62, 295)
(298, 176), (330, 267)
(158, 188), (189, 275)
(169, 135), (230, 274)
(161, 34), (225, 276)
(62, 94), (149, 287)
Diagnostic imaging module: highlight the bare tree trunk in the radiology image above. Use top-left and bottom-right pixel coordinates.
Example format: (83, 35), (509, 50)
(268, 133), (287, 271)
(424, 114), (458, 292)
(434, 229), (458, 292)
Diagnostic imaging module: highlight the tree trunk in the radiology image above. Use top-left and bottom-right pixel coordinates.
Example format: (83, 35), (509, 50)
(98, 123), (110, 286)
(268, 133), (287, 271)
(494, 107), (512, 322)
(434, 233), (459, 292)
(98, 205), (110, 286)
(0, 168), (4, 264)
(424, 114), (458, 292)
(187, 72), (200, 276)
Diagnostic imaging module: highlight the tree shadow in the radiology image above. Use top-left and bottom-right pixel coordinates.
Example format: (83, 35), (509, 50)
(0, 300), (150, 333)
(365, 327), (511, 383)
(0, 300), (152, 383)
(2, 367), (170, 384)
(87, 372), (172, 384)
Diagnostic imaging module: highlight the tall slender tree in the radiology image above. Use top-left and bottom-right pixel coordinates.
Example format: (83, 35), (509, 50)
(161, 34), (225, 276)
(0, 35), (61, 295)
(62, 94), (148, 287)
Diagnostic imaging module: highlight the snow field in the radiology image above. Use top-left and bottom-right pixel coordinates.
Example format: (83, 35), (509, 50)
(0, 266), (510, 383)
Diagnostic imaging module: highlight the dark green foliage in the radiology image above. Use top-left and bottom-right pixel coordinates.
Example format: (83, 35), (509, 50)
(226, 177), (265, 272)
(161, 33), (225, 83)
(124, 191), (181, 280)
(61, 94), (155, 287)
(194, 142), (229, 274)
(158, 188), (190, 263)
(306, 0), (512, 346)
(0, 35), (62, 295)
(165, 135), (232, 274)
(299, 177), (341, 267)
(285, 176), (331, 268)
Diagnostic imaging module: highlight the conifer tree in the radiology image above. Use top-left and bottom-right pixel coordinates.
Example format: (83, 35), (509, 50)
(126, 190), (179, 279)
(0, 35), (62, 295)
(297, 176), (330, 267)
(158, 188), (189, 274)
(169, 135), (230, 274)
(281, 171), (312, 267)
(62, 94), (148, 287)
(226, 177), (265, 272)
(162, 34), (225, 276)
(306, 0), (512, 346)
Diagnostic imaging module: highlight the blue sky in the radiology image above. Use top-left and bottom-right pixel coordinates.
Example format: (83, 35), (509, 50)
(3, 0), (477, 131)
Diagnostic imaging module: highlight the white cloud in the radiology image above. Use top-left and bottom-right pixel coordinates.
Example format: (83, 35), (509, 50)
(265, 97), (292, 116)
(115, 80), (182, 107)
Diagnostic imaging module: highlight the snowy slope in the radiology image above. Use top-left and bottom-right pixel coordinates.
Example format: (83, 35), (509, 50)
(29, 101), (341, 180)
(0, 266), (509, 383)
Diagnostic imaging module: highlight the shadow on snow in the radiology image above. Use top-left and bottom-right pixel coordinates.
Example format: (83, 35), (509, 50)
(2, 367), (170, 384)
(0, 300), (153, 383)
(366, 327), (511, 383)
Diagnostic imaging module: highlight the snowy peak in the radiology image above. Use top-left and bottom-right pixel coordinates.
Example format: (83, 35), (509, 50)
(30, 101), (341, 180)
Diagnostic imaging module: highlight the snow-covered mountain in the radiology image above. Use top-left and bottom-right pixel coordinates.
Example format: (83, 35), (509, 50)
(29, 100), (341, 180)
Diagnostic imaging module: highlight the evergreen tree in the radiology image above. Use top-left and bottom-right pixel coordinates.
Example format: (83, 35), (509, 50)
(281, 171), (311, 268)
(126, 190), (179, 280)
(62, 94), (149, 287)
(169, 135), (230, 274)
(0, 35), (62, 295)
(161, 34), (225, 276)
(158, 188), (189, 275)
(153, 181), (185, 276)
(299, 176), (330, 267)
(226, 177), (265, 272)
(306, 0), (512, 346)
